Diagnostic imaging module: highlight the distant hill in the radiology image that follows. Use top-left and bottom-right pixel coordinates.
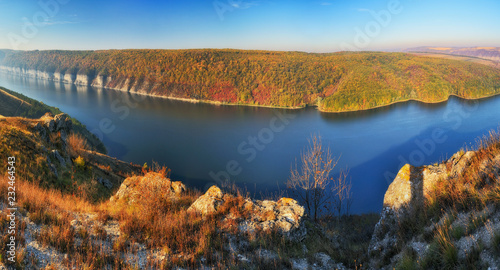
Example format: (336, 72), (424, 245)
(2, 49), (500, 112)
(405, 46), (500, 62)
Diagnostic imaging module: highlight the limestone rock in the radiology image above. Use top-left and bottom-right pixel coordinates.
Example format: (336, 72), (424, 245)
(110, 172), (186, 205)
(238, 197), (305, 236)
(383, 164), (423, 210)
(449, 151), (475, 178)
(44, 118), (56, 132)
(189, 186), (306, 238)
(369, 150), (485, 268)
(40, 112), (72, 133)
(187, 186), (224, 215)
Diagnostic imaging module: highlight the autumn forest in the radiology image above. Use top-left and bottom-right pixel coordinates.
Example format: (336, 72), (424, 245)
(1, 49), (500, 112)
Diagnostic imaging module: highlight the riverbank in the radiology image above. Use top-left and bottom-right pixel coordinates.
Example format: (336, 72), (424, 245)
(317, 92), (500, 114)
(0, 66), (306, 111)
(2, 49), (500, 113)
(2, 65), (500, 115)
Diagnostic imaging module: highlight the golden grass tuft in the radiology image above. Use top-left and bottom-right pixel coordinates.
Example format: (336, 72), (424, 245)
(67, 133), (89, 158)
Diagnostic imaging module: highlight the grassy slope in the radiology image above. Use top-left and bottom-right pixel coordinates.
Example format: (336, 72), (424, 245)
(2, 50), (500, 112)
(0, 88), (32, 117)
(389, 130), (500, 269)
(0, 115), (377, 269)
(0, 86), (106, 153)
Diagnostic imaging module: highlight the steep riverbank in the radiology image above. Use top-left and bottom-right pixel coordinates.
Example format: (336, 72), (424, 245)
(2, 49), (500, 112)
(3, 64), (500, 114)
(0, 65), (306, 110)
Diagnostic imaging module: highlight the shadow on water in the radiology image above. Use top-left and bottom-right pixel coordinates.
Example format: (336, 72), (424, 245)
(347, 125), (499, 214)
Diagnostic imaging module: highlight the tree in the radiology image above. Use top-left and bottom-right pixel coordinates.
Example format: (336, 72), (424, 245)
(286, 134), (334, 221)
(332, 169), (352, 221)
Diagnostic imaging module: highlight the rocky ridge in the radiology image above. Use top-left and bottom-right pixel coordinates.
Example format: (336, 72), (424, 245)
(188, 185), (306, 239)
(369, 149), (500, 269)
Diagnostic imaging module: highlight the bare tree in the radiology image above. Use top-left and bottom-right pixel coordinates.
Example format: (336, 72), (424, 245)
(287, 134), (353, 222)
(332, 169), (352, 221)
(287, 134), (338, 221)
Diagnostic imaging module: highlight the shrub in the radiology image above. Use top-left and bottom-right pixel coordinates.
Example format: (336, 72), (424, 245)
(74, 156), (85, 169)
(67, 133), (89, 158)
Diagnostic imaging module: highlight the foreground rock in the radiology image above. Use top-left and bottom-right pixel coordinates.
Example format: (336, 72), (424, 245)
(188, 185), (306, 239)
(368, 150), (499, 268)
(110, 172), (186, 205)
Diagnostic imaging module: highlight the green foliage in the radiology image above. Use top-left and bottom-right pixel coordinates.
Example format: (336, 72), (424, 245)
(396, 249), (418, 270)
(493, 230), (500, 253)
(451, 225), (465, 240)
(3, 50), (500, 112)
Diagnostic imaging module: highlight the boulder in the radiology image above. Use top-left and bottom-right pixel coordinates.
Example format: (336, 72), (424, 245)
(97, 177), (113, 189)
(187, 186), (224, 215)
(110, 172), (186, 205)
(238, 197), (305, 236)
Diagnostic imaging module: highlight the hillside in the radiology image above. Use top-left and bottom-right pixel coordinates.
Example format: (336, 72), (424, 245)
(369, 131), (500, 269)
(405, 46), (500, 63)
(0, 86), (106, 153)
(0, 113), (376, 269)
(1, 91), (499, 268)
(0, 88), (31, 117)
(2, 50), (500, 112)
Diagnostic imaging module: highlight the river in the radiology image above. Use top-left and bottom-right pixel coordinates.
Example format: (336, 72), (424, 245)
(1, 72), (499, 214)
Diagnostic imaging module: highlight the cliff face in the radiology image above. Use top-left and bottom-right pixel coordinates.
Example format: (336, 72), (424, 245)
(0, 66), (154, 96)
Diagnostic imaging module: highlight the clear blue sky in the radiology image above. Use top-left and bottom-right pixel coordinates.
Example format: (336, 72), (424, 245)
(0, 0), (499, 52)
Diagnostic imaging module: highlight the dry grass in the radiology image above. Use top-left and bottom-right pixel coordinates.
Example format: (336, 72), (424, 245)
(414, 128), (500, 269)
(427, 129), (500, 214)
(67, 133), (89, 158)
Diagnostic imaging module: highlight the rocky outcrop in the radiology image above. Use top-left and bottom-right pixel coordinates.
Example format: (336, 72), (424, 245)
(110, 172), (186, 205)
(368, 150), (487, 268)
(51, 150), (66, 167)
(188, 186), (306, 238)
(237, 197), (306, 239)
(0, 65), (160, 97)
(40, 112), (73, 133)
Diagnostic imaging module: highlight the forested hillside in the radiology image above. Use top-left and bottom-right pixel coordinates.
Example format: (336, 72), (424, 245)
(2, 49), (500, 112)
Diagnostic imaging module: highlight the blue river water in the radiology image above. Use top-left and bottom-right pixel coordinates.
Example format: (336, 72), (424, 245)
(1, 72), (499, 214)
